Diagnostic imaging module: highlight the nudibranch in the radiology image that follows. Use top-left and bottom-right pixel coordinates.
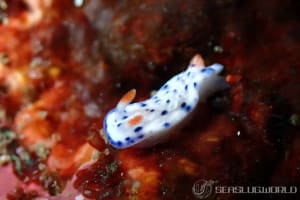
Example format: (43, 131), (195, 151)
(103, 54), (229, 149)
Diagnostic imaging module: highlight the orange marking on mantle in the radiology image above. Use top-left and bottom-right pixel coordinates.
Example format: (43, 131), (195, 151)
(128, 115), (143, 126)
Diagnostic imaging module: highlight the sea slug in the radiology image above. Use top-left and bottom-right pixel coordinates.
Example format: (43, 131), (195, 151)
(103, 54), (229, 149)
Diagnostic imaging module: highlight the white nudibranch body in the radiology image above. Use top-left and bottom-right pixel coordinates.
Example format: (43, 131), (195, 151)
(103, 54), (229, 149)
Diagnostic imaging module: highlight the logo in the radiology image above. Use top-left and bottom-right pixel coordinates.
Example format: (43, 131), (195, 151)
(192, 179), (216, 199)
(192, 178), (298, 199)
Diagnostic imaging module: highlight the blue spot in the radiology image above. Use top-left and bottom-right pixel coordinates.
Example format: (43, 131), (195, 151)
(163, 122), (171, 128)
(137, 135), (144, 139)
(117, 123), (122, 127)
(122, 116), (128, 119)
(166, 99), (170, 103)
(201, 68), (215, 74)
(181, 102), (186, 108)
(129, 139), (135, 144)
(140, 103), (147, 107)
(155, 99), (160, 103)
(187, 71), (191, 76)
(185, 105), (192, 112)
(173, 89), (177, 93)
(185, 85), (188, 90)
(117, 141), (122, 147)
(150, 109), (155, 112)
(162, 84), (168, 89)
(134, 126), (143, 133)
(193, 82), (197, 88)
(180, 102), (192, 112)
(125, 137), (135, 144)
(161, 110), (168, 116)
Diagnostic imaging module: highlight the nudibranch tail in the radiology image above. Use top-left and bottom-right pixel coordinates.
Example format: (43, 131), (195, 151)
(117, 89), (136, 108)
(189, 54), (205, 68)
(209, 63), (223, 74)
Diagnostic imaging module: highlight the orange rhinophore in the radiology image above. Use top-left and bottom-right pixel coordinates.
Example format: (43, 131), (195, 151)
(189, 54), (205, 67)
(117, 89), (136, 108)
(128, 115), (143, 126)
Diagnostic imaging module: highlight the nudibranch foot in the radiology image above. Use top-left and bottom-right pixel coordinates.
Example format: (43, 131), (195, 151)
(103, 54), (229, 149)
